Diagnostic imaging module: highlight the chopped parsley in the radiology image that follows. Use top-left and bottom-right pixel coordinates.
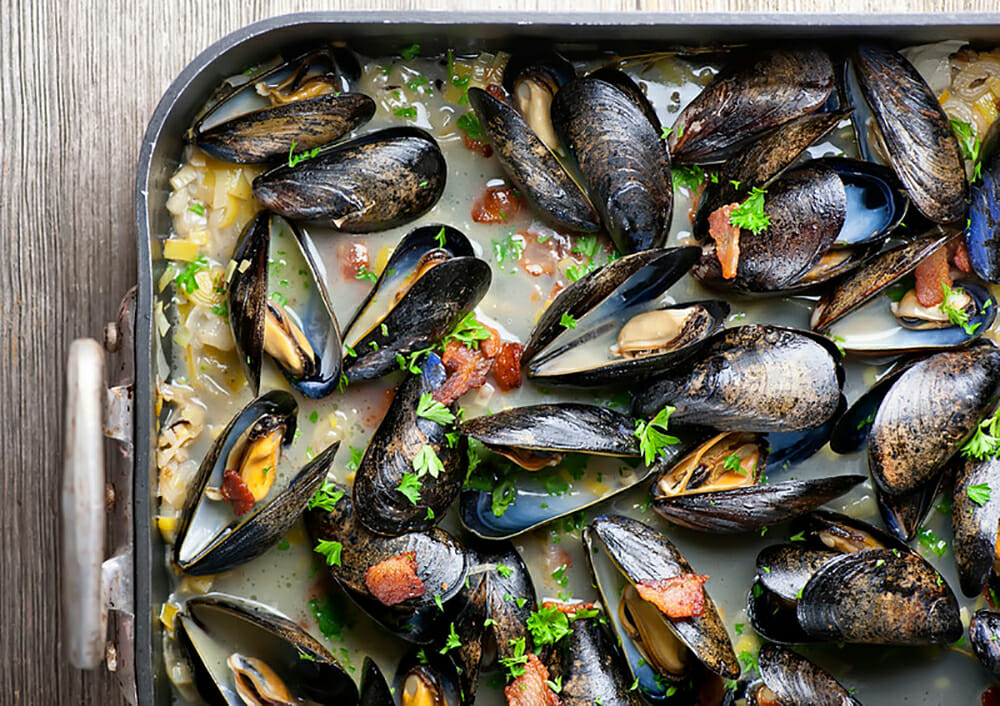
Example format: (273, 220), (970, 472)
(885, 274), (916, 303)
(728, 186), (770, 234)
(559, 312), (577, 329)
(722, 453), (744, 474)
(287, 141), (322, 168)
(397, 473), (423, 504)
(499, 638), (529, 679)
(634, 405), (680, 465)
(951, 118), (983, 179)
(444, 311), (492, 350)
(355, 264), (379, 285)
(917, 527), (947, 557)
(307, 481), (345, 512)
(672, 165), (706, 191)
(413, 444), (444, 479)
(393, 106), (417, 119)
(439, 622), (461, 654)
(962, 407), (1000, 461)
(346, 446), (363, 473)
(940, 283), (980, 335)
(496, 564), (514, 579)
(492, 477), (517, 517)
(493, 231), (526, 265)
(457, 112), (485, 141)
(969, 482), (992, 507)
(526, 605), (572, 646)
(551, 564), (569, 587)
(407, 75), (431, 93)
(416, 393), (455, 425)
(210, 302), (229, 318)
(188, 202), (205, 217)
(173, 255), (208, 294)
(400, 43), (420, 61)
(314, 539), (343, 566)
(435, 226), (448, 248)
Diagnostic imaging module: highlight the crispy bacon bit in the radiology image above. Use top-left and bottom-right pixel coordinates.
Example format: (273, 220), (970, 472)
(505, 653), (561, 706)
(519, 227), (575, 277)
(493, 342), (524, 392)
(339, 241), (370, 280)
(472, 185), (525, 224)
(364, 551), (426, 606)
(707, 204), (742, 279)
(636, 574), (709, 619)
(953, 239), (973, 274)
(434, 339), (495, 406)
(481, 323), (502, 358)
(687, 180), (707, 224)
(914, 246), (952, 307)
(486, 83), (506, 102)
(983, 686), (1000, 706)
(540, 600), (598, 618)
(221, 468), (256, 516)
(463, 133), (494, 158)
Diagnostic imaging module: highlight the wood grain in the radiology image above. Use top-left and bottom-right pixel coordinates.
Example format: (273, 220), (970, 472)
(0, 0), (994, 703)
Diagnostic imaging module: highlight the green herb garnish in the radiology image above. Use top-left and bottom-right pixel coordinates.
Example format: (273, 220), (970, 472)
(634, 406), (680, 465)
(397, 473), (423, 504)
(969, 482), (992, 507)
(314, 539), (343, 566)
(728, 186), (770, 234)
(307, 481), (345, 513)
(416, 393), (455, 426)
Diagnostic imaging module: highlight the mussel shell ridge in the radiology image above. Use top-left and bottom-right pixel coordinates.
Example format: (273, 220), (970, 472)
(756, 644), (861, 706)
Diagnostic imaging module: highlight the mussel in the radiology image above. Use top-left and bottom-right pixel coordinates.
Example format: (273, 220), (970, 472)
(340, 225), (491, 382)
(952, 452), (1000, 597)
(172, 392), (338, 576)
(352, 352), (467, 536)
(965, 120), (1000, 282)
(551, 71), (673, 253)
(228, 211), (342, 398)
(305, 481), (468, 643)
(971, 610), (1000, 680)
(175, 593), (357, 705)
(650, 432), (865, 533)
(633, 324), (844, 433)
(847, 44), (967, 223)
(749, 511), (963, 646)
(584, 516), (739, 702)
(253, 127), (447, 233)
(395, 650), (462, 706)
(192, 46), (374, 164)
(668, 48), (835, 164)
(523, 247), (728, 386)
(811, 234), (996, 355)
(360, 657), (394, 706)
(748, 644), (861, 706)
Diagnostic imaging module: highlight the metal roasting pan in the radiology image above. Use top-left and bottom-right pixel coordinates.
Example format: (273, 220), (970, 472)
(60, 11), (1000, 704)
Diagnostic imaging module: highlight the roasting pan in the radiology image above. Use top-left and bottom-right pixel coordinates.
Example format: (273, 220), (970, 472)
(60, 11), (1000, 705)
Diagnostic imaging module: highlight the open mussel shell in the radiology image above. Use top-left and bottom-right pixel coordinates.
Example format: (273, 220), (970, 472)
(965, 121), (1000, 282)
(849, 45), (967, 224)
(305, 484), (468, 643)
(175, 593), (357, 705)
(551, 72), (673, 253)
(360, 657), (394, 706)
(829, 357), (920, 454)
(341, 225), (491, 381)
(668, 48), (834, 164)
(585, 515), (740, 690)
(868, 345), (1000, 496)
(173, 392), (337, 576)
(461, 403), (639, 468)
(459, 429), (706, 540)
(875, 470), (947, 543)
(971, 610), (1000, 680)
(502, 49), (577, 150)
(353, 352), (467, 536)
(750, 644), (861, 706)
(395, 649), (463, 706)
(253, 127), (447, 233)
(545, 611), (643, 706)
(633, 324), (844, 433)
(952, 454), (1000, 597)
(468, 87), (600, 233)
(228, 211), (342, 398)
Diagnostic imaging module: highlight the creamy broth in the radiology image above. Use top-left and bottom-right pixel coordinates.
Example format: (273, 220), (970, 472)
(156, 43), (999, 704)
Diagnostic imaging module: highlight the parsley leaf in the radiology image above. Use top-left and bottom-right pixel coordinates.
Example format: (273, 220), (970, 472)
(917, 527), (947, 557)
(173, 255), (208, 294)
(413, 444), (444, 479)
(397, 473), (423, 504)
(722, 453), (744, 474)
(444, 311), (491, 350)
(435, 226), (447, 248)
(496, 564), (514, 579)
(314, 539), (343, 566)
(634, 406), (680, 465)
(969, 482), (992, 507)
(559, 312), (577, 329)
(526, 605), (571, 646)
(499, 638), (529, 679)
(416, 393), (455, 426)
(940, 283), (980, 336)
(307, 481), (345, 513)
(439, 622), (461, 654)
(962, 408), (1000, 461)
(457, 112), (485, 141)
(951, 118), (982, 173)
(493, 231), (526, 265)
(400, 43), (420, 61)
(672, 165), (706, 191)
(287, 141), (322, 168)
(728, 186), (770, 234)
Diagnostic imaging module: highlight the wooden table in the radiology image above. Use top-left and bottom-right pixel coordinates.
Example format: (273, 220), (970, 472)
(1, 0), (992, 702)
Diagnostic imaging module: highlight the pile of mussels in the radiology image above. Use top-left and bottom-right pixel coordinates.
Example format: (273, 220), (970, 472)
(165, 42), (1000, 705)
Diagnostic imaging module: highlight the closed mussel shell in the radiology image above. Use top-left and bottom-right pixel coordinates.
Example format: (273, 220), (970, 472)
(965, 120), (1000, 282)
(633, 324), (844, 433)
(970, 610), (1000, 680)
(953, 454), (1000, 597)
(551, 73), (673, 254)
(752, 644), (861, 706)
(545, 613), (643, 706)
(668, 48), (834, 164)
(253, 127), (447, 232)
(353, 353), (466, 536)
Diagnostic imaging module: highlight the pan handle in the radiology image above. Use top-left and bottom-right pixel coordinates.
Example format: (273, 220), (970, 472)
(62, 289), (138, 705)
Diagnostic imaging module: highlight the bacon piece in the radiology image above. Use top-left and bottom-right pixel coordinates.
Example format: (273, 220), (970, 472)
(635, 574), (709, 619)
(914, 246), (952, 307)
(364, 551), (425, 606)
(463, 133), (494, 158)
(505, 654), (561, 706)
(493, 342), (524, 392)
(983, 686), (1000, 706)
(540, 600), (598, 618)
(434, 325), (503, 406)
(339, 241), (370, 280)
(472, 185), (525, 224)
(953, 239), (973, 274)
(221, 468), (256, 516)
(486, 83), (506, 102)
(707, 204), (742, 279)
(481, 324), (502, 358)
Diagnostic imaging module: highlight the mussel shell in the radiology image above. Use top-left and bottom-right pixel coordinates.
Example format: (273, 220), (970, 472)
(820, 157), (909, 247)
(253, 127), (447, 233)
(176, 593), (357, 705)
(875, 473), (945, 543)
(970, 610), (1000, 679)
(633, 324), (844, 433)
(965, 121), (1000, 282)
(756, 545), (840, 602)
(172, 393), (334, 576)
(353, 353), (467, 536)
(953, 454), (1000, 597)
(195, 93), (376, 164)
(468, 87), (600, 233)
(747, 577), (813, 645)
(552, 73), (673, 253)
(341, 225), (491, 381)
(524, 246), (700, 363)
(587, 516), (740, 679)
(851, 45), (967, 224)
(360, 657), (394, 706)
(693, 164), (847, 294)
(228, 211), (342, 397)
(869, 345), (1000, 496)
(796, 548), (962, 644)
(394, 651), (462, 706)
(693, 110), (849, 240)
(545, 615), (643, 706)
(668, 48), (834, 164)
(653, 475), (865, 534)
(829, 358), (919, 454)
(793, 509), (909, 553)
(460, 403), (639, 459)
(756, 644), (861, 706)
